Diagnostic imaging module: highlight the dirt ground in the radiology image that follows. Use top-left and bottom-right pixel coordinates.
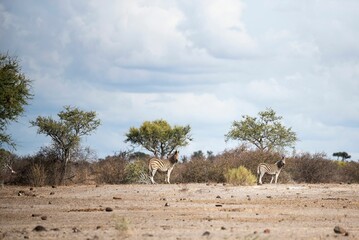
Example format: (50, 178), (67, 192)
(0, 183), (358, 240)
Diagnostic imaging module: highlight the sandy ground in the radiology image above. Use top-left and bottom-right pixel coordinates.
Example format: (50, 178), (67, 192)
(0, 183), (358, 239)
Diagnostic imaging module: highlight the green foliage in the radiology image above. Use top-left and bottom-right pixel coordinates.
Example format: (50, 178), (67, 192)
(225, 166), (256, 186)
(0, 53), (33, 148)
(335, 160), (347, 168)
(30, 106), (101, 185)
(123, 159), (148, 184)
(333, 151), (351, 161)
(226, 108), (297, 152)
(125, 119), (192, 158)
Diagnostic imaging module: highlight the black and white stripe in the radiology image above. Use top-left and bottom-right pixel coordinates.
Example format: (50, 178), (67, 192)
(148, 150), (179, 184)
(257, 157), (286, 185)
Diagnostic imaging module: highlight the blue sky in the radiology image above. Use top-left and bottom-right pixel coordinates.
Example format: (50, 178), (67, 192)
(1, 0), (358, 160)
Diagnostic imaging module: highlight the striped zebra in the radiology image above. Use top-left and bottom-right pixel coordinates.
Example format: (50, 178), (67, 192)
(257, 156), (286, 185)
(148, 150), (179, 184)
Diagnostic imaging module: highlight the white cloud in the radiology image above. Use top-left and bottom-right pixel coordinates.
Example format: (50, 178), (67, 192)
(1, 0), (359, 160)
(178, 0), (257, 59)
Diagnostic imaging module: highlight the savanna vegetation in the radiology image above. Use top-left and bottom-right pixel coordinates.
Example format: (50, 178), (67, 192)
(2, 146), (359, 187)
(1, 52), (358, 187)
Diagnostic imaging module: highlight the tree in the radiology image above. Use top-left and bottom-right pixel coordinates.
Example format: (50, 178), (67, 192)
(191, 150), (205, 160)
(30, 106), (101, 185)
(333, 152), (351, 161)
(0, 53), (32, 148)
(125, 119), (192, 158)
(225, 108), (297, 152)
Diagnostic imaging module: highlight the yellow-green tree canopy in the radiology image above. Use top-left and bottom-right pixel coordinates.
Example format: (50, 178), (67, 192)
(226, 108), (297, 152)
(125, 119), (192, 158)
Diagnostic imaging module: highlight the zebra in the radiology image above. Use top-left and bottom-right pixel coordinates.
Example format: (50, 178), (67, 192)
(148, 150), (179, 184)
(257, 156), (286, 185)
(1, 162), (16, 187)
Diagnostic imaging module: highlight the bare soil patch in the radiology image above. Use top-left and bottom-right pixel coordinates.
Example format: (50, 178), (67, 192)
(1, 183), (358, 239)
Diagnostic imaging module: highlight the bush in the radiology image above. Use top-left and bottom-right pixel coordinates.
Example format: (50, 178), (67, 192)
(287, 153), (339, 183)
(225, 166), (256, 186)
(340, 161), (359, 183)
(28, 164), (46, 187)
(94, 155), (127, 184)
(123, 159), (149, 184)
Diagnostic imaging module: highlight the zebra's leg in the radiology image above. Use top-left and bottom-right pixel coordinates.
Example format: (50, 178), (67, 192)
(166, 169), (173, 184)
(258, 172), (264, 185)
(270, 175), (274, 184)
(150, 169), (157, 184)
(274, 173), (279, 184)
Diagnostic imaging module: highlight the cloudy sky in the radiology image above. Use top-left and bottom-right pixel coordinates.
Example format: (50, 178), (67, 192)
(1, 0), (358, 160)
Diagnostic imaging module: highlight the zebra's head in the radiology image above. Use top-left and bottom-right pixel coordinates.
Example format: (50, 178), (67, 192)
(170, 150), (179, 163)
(277, 156), (286, 168)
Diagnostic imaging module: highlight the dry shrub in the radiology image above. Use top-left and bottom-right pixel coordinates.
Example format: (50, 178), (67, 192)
(70, 161), (94, 184)
(180, 157), (213, 183)
(286, 153), (338, 183)
(175, 147), (286, 184)
(225, 166), (256, 186)
(340, 161), (359, 183)
(28, 164), (46, 187)
(94, 156), (127, 184)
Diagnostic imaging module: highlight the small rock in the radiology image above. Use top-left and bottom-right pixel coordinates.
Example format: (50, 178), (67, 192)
(18, 190), (25, 196)
(32, 214), (41, 217)
(334, 226), (348, 235)
(105, 207), (113, 212)
(266, 196), (272, 199)
(48, 201), (52, 204)
(202, 231), (210, 236)
(113, 197), (122, 200)
(51, 185), (57, 188)
(41, 216), (47, 220)
(264, 229), (270, 234)
(216, 195), (221, 199)
(164, 203), (170, 207)
(215, 204), (223, 207)
(30, 187), (33, 191)
(50, 192), (55, 195)
(143, 233), (154, 237)
(72, 227), (80, 233)
(221, 226), (226, 230)
(33, 225), (47, 232)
